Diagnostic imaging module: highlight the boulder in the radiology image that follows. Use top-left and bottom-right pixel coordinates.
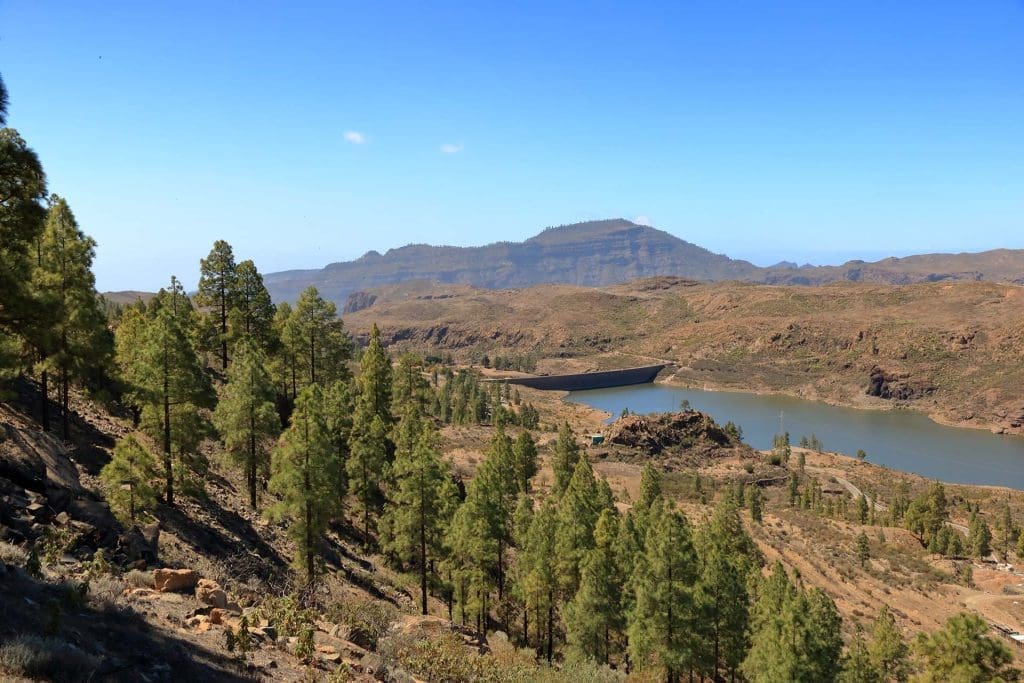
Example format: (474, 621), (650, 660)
(118, 524), (159, 565)
(195, 578), (228, 608)
(208, 608), (225, 625)
(153, 568), (199, 593)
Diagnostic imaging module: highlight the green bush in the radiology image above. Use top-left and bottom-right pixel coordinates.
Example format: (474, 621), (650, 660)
(124, 569), (155, 589)
(325, 594), (398, 649)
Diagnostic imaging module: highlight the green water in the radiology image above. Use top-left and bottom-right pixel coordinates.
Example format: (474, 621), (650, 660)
(566, 383), (1024, 490)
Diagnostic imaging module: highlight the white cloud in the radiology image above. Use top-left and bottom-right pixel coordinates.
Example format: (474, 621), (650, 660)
(344, 131), (366, 144)
(633, 215), (653, 226)
(440, 142), (463, 154)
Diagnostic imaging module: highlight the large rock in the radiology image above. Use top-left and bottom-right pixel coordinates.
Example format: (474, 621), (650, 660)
(118, 524), (159, 565)
(153, 568), (199, 593)
(607, 410), (738, 455)
(195, 578), (227, 608)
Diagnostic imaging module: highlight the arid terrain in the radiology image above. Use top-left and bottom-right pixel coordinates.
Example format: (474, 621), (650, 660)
(342, 277), (1024, 434)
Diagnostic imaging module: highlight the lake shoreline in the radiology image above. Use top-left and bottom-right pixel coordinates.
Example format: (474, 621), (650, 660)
(564, 382), (1024, 490)
(655, 374), (1014, 438)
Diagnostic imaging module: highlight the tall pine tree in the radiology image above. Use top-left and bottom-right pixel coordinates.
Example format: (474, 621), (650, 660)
(268, 385), (342, 583)
(380, 416), (459, 614)
(213, 340), (280, 509)
(117, 304), (211, 506)
(31, 195), (111, 439)
(628, 500), (700, 683)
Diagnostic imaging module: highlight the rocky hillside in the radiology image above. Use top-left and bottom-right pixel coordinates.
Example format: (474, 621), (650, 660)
(341, 277), (1024, 434)
(261, 218), (1024, 305)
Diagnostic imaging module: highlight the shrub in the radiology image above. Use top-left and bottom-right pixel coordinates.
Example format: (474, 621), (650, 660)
(88, 575), (126, 611)
(0, 635), (99, 682)
(0, 541), (27, 566)
(124, 569), (155, 589)
(253, 594), (316, 639)
(325, 594), (398, 650)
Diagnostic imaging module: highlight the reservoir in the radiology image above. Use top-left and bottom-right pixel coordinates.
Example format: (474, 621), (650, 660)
(566, 383), (1024, 490)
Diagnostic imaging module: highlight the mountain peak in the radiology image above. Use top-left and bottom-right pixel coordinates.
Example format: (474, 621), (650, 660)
(263, 218), (758, 304)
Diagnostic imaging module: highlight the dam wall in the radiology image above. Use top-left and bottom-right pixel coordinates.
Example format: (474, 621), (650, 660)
(502, 364), (667, 392)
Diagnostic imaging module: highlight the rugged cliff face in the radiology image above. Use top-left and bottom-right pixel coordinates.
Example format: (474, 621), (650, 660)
(263, 219), (761, 303)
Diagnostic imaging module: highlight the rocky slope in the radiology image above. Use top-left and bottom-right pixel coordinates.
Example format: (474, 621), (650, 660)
(261, 218), (1024, 305)
(341, 277), (1024, 434)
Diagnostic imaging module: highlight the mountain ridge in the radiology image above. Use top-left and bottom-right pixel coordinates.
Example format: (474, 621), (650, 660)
(254, 218), (1024, 303)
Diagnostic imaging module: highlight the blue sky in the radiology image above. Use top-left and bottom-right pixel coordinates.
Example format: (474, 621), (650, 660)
(1, 1), (1022, 291)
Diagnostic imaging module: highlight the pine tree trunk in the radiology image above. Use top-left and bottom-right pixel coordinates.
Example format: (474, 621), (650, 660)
(304, 423), (314, 584)
(290, 360), (297, 399)
(497, 538), (504, 600)
(163, 360), (173, 507)
(220, 289), (228, 371)
(61, 363), (69, 442)
(40, 367), (50, 431)
(309, 334), (315, 386)
(419, 508), (428, 615)
(249, 413), (257, 509)
(546, 596), (554, 663)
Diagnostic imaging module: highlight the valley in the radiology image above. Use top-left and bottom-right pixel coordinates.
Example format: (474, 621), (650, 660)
(341, 277), (1024, 437)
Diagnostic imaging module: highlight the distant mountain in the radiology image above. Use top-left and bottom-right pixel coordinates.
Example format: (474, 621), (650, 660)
(261, 219), (1024, 305)
(263, 219), (761, 304)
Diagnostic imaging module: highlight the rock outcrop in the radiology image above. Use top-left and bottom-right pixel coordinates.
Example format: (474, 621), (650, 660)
(866, 366), (936, 401)
(607, 410), (744, 456)
(153, 568), (199, 593)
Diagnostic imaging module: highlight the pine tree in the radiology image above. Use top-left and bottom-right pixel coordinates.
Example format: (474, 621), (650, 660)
(695, 501), (756, 680)
(551, 422), (581, 495)
(289, 286), (352, 389)
(857, 494), (869, 524)
(856, 531), (871, 567)
(267, 385), (342, 583)
(347, 411), (388, 543)
(565, 508), (623, 664)
(750, 486), (764, 522)
(230, 259), (276, 354)
(968, 513), (992, 559)
(380, 419), (458, 614)
(868, 606), (909, 683)
(31, 196), (111, 440)
(914, 612), (1015, 682)
(356, 323), (392, 428)
(99, 435), (159, 524)
(996, 503), (1018, 562)
(516, 499), (559, 661)
(322, 379), (354, 498)
(270, 301), (298, 398)
(212, 340), (280, 509)
(117, 305), (211, 506)
(391, 352), (429, 415)
(905, 482), (948, 548)
(628, 501), (699, 682)
(513, 430), (538, 494)
(0, 126), (47, 383)
(197, 240), (238, 370)
(743, 561), (843, 683)
(554, 456), (601, 601)
(838, 627), (876, 683)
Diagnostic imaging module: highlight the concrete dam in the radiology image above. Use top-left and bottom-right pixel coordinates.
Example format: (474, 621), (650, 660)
(500, 364), (667, 392)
